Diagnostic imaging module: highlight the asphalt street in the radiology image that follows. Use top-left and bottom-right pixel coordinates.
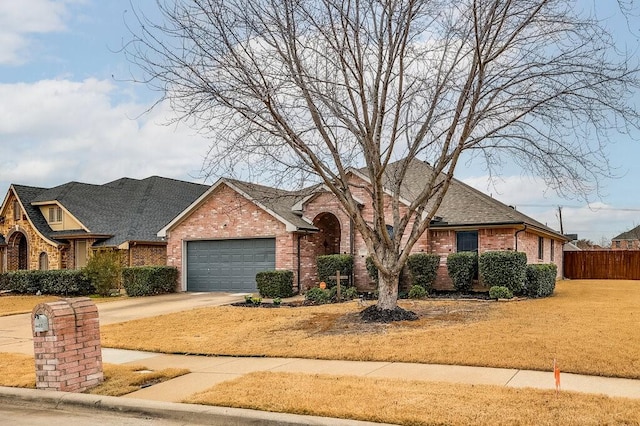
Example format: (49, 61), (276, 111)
(0, 401), (203, 426)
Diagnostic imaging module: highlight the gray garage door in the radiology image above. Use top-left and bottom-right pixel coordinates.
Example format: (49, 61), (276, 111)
(186, 238), (276, 292)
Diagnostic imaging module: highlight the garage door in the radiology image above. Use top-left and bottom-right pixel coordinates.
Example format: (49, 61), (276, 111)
(186, 238), (276, 292)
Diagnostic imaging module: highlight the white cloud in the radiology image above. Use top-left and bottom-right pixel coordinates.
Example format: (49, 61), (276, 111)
(0, 0), (80, 65)
(0, 78), (211, 192)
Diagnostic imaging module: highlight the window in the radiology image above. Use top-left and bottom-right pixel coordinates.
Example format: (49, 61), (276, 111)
(538, 236), (544, 260)
(386, 224), (394, 240)
(627, 241), (633, 249)
(615, 241), (621, 249)
(48, 206), (63, 223)
(457, 231), (478, 252)
(39, 252), (49, 271)
(550, 240), (554, 261)
(13, 200), (20, 220)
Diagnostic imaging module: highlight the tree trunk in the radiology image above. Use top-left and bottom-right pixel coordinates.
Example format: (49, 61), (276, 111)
(376, 270), (400, 311)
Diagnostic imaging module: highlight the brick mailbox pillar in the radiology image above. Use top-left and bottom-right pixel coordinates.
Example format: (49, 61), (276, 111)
(31, 297), (104, 392)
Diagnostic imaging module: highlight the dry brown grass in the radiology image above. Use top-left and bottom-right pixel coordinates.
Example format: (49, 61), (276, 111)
(101, 280), (640, 379)
(87, 364), (189, 396)
(0, 294), (126, 317)
(0, 295), (60, 316)
(186, 371), (640, 426)
(0, 353), (37, 388)
(0, 353), (188, 396)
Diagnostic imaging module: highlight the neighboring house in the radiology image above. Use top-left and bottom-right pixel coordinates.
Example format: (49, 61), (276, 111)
(161, 159), (567, 293)
(611, 226), (640, 250)
(563, 241), (582, 252)
(0, 177), (208, 273)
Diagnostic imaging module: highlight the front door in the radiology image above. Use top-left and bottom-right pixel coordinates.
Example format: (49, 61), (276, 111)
(75, 240), (87, 268)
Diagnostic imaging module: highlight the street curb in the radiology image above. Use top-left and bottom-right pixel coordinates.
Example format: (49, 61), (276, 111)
(0, 386), (395, 426)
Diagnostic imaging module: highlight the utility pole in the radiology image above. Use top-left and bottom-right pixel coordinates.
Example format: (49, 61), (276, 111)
(558, 206), (564, 234)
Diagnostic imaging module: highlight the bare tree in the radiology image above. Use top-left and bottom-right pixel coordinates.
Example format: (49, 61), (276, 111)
(126, 0), (640, 314)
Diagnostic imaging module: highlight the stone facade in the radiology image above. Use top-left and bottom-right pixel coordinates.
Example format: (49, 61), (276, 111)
(0, 189), (169, 272)
(0, 192), (62, 273)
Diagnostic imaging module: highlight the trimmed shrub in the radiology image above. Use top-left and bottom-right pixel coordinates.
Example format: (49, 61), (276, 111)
(524, 264), (558, 298)
(122, 266), (178, 297)
(256, 270), (294, 298)
(328, 285), (359, 301)
(407, 253), (440, 291)
(365, 256), (379, 285)
(489, 286), (513, 300)
(447, 252), (478, 292)
(83, 249), (122, 296)
(0, 270), (94, 296)
(305, 287), (331, 304)
(408, 284), (427, 299)
(317, 254), (353, 288)
(479, 251), (527, 294)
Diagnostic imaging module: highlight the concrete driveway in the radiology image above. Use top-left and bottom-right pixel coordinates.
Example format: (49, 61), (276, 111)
(0, 292), (245, 355)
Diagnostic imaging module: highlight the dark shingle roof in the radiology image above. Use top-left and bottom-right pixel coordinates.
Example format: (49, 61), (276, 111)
(612, 225), (640, 241)
(359, 158), (563, 237)
(12, 185), (58, 243)
(225, 178), (318, 231)
(26, 177), (209, 246)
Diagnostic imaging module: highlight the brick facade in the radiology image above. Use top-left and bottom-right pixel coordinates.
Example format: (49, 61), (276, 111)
(166, 176), (566, 293)
(32, 298), (103, 392)
(165, 183), (296, 290)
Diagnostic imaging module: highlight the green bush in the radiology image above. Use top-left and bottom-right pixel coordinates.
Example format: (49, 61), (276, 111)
(305, 287), (331, 304)
(408, 284), (428, 299)
(83, 249), (122, 296)
(0, 270), (94, 296)
(122, 266), (178, 297)
(407, 253), (440, 291)
(479, 251), (527, 294)
(524, 264), (558, 298)
(317, 254), (353, 288)
(447, 252), (478, 292)
(328, 285), (359, 301)
(489, 286), (513, 299)
(256, 270), (294, 298)
(365, 256), (378, 285)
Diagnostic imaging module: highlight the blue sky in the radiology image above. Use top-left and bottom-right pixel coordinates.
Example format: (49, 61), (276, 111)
(1, 0), (640, 244)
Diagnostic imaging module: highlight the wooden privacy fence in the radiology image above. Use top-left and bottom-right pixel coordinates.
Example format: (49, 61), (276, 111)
(564, 250), (640, 280)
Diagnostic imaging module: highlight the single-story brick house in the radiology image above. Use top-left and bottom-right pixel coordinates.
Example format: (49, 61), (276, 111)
(0, 177), (208, 272)
(160, 159), (567, 293)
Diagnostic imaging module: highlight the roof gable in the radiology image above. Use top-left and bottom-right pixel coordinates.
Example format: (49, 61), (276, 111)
(160, 178), (318, 236)
(4, 177), (210, 247)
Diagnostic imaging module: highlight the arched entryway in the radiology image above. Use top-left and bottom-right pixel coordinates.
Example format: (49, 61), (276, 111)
(7, 231), (28, 270)
(312, 212), (342, 255)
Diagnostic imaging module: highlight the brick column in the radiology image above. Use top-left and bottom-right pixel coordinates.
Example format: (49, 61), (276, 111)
(32, 297), (103, 392)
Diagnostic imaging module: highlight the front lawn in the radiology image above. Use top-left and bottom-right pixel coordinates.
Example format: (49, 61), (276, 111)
(101, 280), (640, 379)
(186, 371), (640, 426)
(0, 294), (126, 317)
(0, 352), (188, 396)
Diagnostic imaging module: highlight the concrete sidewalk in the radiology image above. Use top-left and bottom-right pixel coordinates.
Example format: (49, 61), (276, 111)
(100, 349), (640, 402)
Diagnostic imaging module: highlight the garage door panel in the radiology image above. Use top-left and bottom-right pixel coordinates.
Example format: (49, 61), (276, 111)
(186, 238), (276, 292)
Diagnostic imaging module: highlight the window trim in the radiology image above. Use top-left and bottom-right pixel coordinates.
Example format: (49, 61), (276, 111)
(48, 206), (63, 223)
(538, 236), (544, 260)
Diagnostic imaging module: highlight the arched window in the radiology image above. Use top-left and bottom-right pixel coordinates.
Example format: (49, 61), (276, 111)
(39, 252), (49, 271)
